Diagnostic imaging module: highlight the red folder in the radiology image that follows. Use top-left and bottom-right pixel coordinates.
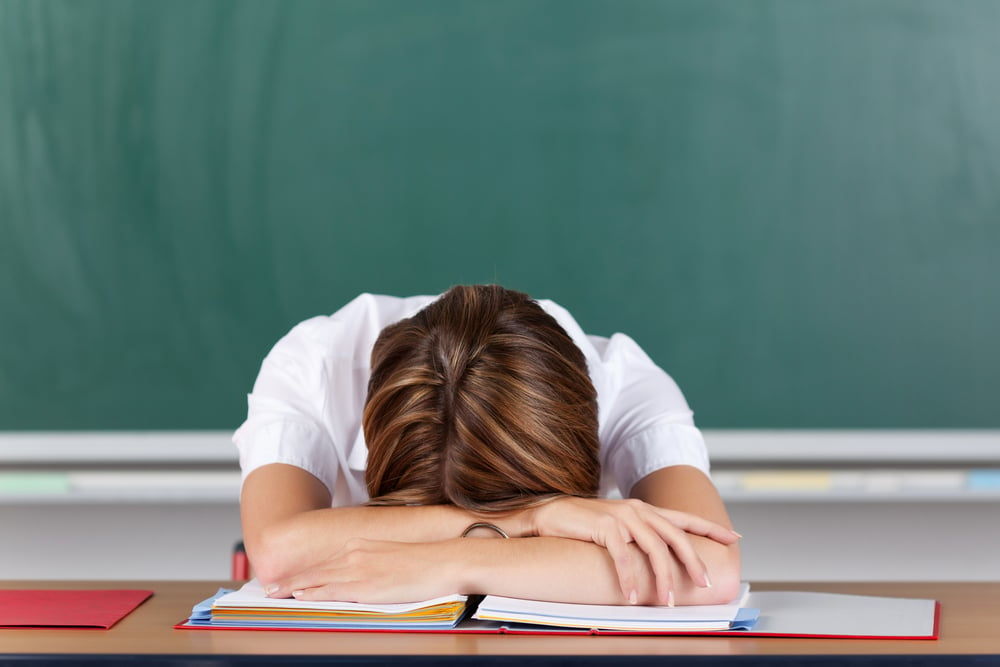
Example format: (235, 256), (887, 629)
(174, 607), (941, 639)
(0, 589), (153, 629)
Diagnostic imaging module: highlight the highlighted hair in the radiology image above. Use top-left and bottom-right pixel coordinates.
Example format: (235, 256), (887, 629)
(363, 285), (600, 513)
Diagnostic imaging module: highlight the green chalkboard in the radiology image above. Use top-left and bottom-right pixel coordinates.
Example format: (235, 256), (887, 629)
(1, 0), (997, 430)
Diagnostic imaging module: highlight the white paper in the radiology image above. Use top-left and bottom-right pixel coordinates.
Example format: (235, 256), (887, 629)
(213, 578), (467, 614)
(474, 582), (751, 630)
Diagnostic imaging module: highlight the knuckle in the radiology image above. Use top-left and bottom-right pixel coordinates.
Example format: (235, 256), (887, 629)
(624, 498), (646, 510)
(343, 536), (367, 552)
(344, 551), (367, 568)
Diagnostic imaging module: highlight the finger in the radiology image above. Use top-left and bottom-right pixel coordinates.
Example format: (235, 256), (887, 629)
(613, 503), (709, 594)
(656, 509), (737, 542)
(602, 528), (639, 604)
(264, 578), (300, 598)
(290, 583), (354, 603)
(646, 516), (711, 589)
(614, 506), (684, 604)
(266, 568), (332, 599)
(654, 508), (741, 544)
(624, 522), (675, 606)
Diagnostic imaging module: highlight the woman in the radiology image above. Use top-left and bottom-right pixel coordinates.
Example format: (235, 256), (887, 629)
(236, 285), (741, 606)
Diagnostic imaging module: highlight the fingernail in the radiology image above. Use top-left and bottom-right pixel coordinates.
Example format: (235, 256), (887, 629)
(628, 590), (638, 605)
(265, 584), (280, 596)
(292, 590), (304, 598)
(704, 573), (713, 588)
(731, 530), (744, 539)
(667, 591), (675, 608)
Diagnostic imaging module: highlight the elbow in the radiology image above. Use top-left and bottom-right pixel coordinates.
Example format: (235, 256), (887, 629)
(706, 568), (742, 605)
(703, 544), (743, 605)
(244, 523), (296, 586)
(677, 540), (742, 606)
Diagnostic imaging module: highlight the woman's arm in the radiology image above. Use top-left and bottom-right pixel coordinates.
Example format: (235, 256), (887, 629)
(516, 464), (740, 606)
(271, 531), (731, 606)
(241, 463), (514, 584)
(266, 535), (646, 605)
(248, 463), (740, 606)
(629, 464), (741, 604)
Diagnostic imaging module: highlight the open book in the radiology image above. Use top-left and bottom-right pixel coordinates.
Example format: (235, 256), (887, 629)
(472, 584), (755, 632)
(177, 579), (939, 638)
(178, 579), (754, 633)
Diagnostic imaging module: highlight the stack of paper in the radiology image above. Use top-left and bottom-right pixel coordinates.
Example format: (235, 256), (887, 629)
(184, 579), (468, 630)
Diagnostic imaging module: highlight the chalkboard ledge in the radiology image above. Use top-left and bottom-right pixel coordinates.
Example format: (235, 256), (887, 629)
(2, 429), (997, 464)
(1, 430), (997, 504)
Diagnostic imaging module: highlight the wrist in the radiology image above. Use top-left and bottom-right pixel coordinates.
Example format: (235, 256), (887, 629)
(446, 537), (493, 595)
(514, 505), (541, 538)
(524, 497), (559, 538)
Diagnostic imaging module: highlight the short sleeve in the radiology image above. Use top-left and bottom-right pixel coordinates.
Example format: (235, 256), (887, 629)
(533, 299), (710, 497)
(232, 293), (440, 505)
(232, 316), (345, 496)
(591, 332), (710, 497)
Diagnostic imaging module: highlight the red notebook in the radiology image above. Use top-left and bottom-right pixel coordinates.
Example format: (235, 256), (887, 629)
(0, 589), (153, 629)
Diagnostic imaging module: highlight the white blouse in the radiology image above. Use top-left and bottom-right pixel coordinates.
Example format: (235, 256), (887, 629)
(234, 293), (710, 506)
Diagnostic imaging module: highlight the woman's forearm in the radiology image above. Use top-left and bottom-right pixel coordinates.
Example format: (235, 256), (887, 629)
(250, 504), (532, 584)
(242, 463), (530, 584)
(277, 534), (739, 606)
(455, 536), (639, 604)
(245, 464), (741, 605)
(454, 535), (740, 606)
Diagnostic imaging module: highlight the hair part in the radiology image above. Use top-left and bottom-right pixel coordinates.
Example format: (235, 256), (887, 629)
(362, 285), (600, 513)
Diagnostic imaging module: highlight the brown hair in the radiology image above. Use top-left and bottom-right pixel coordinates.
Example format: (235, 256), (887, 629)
(362, 285), (600, 513)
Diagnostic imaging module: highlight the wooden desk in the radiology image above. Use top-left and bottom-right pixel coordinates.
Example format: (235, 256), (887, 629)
(1, 581), (997, 666)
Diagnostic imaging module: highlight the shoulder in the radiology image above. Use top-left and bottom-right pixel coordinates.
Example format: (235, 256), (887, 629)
(270, 293), (439, 363)
(331, 292), (440, 324)
(309, 292), (438, 339)
(534, 298), (596, 356)
(532, 298), (657, 399)
(532, 299), (707, 491)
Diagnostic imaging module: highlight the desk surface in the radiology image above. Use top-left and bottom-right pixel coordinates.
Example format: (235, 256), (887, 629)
(0, 581), (997, 666)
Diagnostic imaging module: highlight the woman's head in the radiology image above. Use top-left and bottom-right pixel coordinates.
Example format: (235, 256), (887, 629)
(363, 285), (600, 513)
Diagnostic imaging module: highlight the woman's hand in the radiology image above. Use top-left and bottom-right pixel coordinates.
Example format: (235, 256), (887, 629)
(263, 538), (459, 604)
(528, 497), (741, 606)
